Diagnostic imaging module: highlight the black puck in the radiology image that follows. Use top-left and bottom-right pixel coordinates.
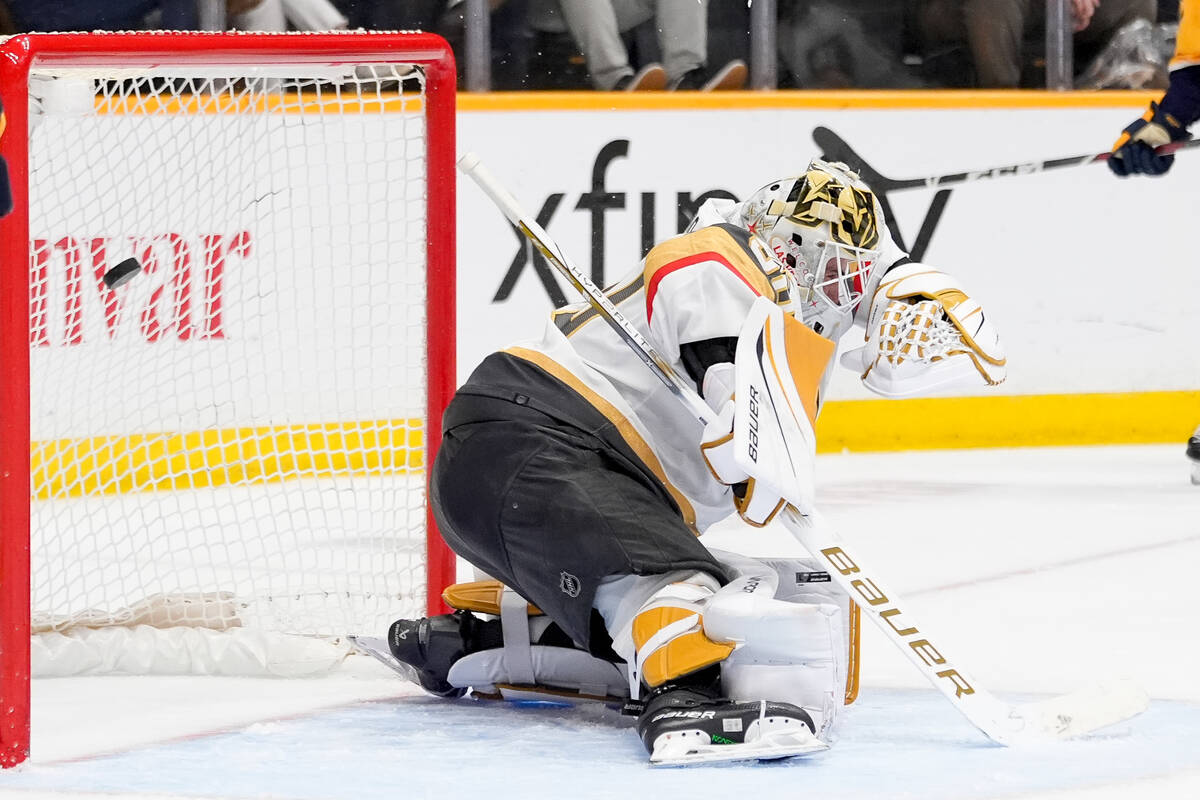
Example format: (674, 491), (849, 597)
(102, 257), (141, 290)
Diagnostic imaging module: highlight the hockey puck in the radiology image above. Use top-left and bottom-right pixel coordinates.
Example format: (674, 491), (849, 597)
(102, 257), (142, 290)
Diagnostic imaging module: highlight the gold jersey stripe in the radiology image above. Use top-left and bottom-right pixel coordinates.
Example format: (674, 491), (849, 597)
(643, 226), (776, 307)
(31, 419), (423, 499)
(504, 345), (700, 532)
(555, 274), (645, 337)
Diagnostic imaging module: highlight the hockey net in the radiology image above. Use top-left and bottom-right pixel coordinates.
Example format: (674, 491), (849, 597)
(0, 31), (457, 766)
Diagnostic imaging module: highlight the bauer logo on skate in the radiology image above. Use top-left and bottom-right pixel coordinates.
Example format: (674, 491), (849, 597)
(28, 231), (251, 346)
(821, 544), (975, 698)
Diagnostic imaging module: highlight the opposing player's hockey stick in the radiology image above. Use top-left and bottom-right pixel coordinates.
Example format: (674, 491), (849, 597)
(812, 125), (1200, 192)
(458, 152), (1149, 746)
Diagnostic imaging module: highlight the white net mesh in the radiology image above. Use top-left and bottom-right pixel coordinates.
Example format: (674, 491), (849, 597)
(27, 57), (433, 646)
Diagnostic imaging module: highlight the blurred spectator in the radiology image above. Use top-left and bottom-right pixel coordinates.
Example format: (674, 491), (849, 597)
(1158, 0), (1180, 20)
(777, 0), (926, 88)
(915, 0), (1157, 87)
(231, 0), (346, 30)
(0, 0), (324, 32)
(0, 1), (15, 34)
(3, 0), (204, 30)
(334, 0), (446, 29)
(527, 0), (747, 90)
(337, 0), (533, 90)
(436, 0), (535, 91)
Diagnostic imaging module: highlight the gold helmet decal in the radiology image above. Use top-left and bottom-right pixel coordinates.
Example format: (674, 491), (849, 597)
(767, 169), (880, 250)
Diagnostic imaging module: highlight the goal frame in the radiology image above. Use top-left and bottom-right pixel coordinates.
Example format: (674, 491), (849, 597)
(0, 30), (458, 768)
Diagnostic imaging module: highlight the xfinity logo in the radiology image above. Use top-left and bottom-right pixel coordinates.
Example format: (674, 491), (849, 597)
(493, 139), (736, 306)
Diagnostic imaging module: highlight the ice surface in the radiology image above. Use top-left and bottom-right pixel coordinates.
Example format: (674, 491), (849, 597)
(1, 444), (1196, 799)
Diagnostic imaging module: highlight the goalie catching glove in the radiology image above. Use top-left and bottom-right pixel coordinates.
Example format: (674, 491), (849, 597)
(841, 263), (1006, 397)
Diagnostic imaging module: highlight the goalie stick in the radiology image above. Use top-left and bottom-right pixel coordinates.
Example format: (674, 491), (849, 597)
(812, 125), (1200, 192)
(458, 152), (1149, 746)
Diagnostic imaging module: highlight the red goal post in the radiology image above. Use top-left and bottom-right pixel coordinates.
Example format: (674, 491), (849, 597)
(0, 31), (457, 768)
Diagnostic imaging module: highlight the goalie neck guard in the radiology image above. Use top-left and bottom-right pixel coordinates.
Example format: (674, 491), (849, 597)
(740, 160), (883, 336)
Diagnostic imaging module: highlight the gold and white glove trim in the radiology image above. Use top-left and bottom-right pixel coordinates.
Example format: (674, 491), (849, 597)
(842, 263), (1006, 397)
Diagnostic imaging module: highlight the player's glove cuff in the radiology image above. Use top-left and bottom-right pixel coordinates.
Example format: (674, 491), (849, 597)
(1109, 101), (1191, 177)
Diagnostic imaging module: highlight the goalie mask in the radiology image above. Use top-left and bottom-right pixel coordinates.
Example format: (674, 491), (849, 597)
(741, 161), (882, 334)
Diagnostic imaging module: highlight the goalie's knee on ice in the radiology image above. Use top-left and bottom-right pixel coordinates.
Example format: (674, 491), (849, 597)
(389, 581), (628, 704)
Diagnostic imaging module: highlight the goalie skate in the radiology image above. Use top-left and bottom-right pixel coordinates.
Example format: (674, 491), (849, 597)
(649, 726), (829, 766)
(638, 687), (828, 767)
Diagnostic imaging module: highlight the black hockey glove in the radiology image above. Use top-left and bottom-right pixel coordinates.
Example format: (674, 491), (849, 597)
(1108, 101), (1191, 177)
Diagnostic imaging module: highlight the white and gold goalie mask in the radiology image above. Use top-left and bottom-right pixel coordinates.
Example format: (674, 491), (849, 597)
(741, 161), (882, 335)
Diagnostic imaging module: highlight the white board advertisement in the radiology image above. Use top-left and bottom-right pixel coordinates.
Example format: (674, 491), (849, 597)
(457, 101), (1200, 407)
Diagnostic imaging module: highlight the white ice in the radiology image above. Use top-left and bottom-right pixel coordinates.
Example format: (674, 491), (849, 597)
(1, 443), (1197, 800)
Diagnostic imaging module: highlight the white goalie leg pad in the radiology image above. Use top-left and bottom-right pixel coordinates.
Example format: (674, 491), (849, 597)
(702, 562), (847, 737)
(445, 586), (628, 703)
(843, 262), (1006, 397)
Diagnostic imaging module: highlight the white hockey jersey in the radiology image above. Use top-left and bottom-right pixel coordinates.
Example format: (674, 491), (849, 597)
(503, 198), (909, 534)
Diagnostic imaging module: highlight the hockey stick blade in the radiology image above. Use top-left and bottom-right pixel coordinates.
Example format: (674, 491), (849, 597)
(812, 125), (1200, 192)
(1001, 678), (1150, 743)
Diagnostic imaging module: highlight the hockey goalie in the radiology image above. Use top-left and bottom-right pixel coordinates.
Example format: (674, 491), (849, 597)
(387, 159), (1006, 765)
